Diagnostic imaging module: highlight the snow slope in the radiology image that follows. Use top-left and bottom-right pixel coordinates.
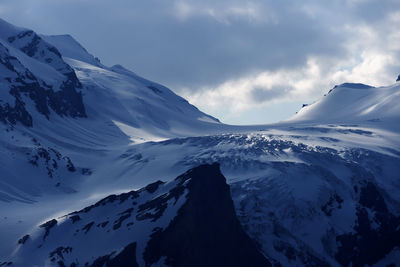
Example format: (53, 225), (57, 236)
(290, 82), (400, 131)
(41, 34), (102, 67)
(64, 57), (222, 141)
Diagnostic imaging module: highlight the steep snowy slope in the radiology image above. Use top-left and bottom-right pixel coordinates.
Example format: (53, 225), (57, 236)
(64, 57), (221, 141)
(43, 34), (221, 139)
(290, 82), (400, 131)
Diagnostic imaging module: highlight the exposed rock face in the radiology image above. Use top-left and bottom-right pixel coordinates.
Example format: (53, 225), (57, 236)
(6, 27), (81, 89)
(0, 42), (35, 126)
(12, 164), (270, 267)
(0, 23), (86, 127)
(335, 181), (400, 267)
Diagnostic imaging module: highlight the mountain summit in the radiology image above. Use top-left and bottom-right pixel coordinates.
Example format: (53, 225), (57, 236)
(0, 18), (86, 126)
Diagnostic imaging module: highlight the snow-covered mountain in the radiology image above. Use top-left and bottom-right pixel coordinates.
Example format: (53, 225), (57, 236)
(1, 18), (400, 267)
(0, 18), (228, 263)
(0, 17), (226, 204)
(0, 17), (220, 137)
(290, 82), (400, 131)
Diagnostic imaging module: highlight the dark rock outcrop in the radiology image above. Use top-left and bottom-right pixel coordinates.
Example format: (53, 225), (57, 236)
(143, 163), (271, 267)
(335, 83), (374, 89)
(90, 242), (138, 267)
(0, 27), (86, 128)
(328, 82), (374, 94)
(39, 219), (57, 241)
(335, 182), (400, 267)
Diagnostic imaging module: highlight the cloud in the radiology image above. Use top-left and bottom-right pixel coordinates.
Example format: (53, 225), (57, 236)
(1, 0), (399, 123)
(251, 87), (288, 103)
(0, 0), (347, 87)
(172, 1), (276, 25)
(181, 58), (326, 113)
(180, 1), (400, 121)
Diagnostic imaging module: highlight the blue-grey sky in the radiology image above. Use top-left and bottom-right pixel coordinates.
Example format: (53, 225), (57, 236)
(1, 0), (399, 124)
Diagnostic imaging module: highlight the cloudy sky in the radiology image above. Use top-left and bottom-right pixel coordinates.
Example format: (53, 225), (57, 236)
(1, 0), (399, 124)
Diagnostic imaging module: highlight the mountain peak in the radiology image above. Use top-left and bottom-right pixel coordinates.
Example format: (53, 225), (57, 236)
(0, 18), (28, 40)
(42, 34), (101, 66)
(110, 64), (138, 77)
(0, 19), (86, 126)
(333, 83), (374, 89)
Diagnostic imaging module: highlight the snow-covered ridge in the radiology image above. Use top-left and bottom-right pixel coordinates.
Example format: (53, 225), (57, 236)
(10, 164), (270, 267)
(0, 18), (81, 87)
(0, 18), (86, 127)
(41, 34), (102, 67)
(333, 82), (374, 89)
